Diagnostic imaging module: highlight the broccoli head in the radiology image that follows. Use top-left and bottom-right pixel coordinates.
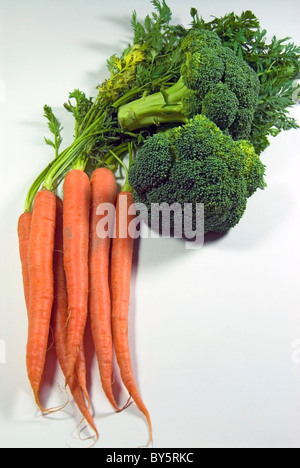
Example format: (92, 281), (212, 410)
(218, 46), (260, 109)
(129, 115), (266, 234)
(183, 47), (225, 97)
(118, 29), (260, 142)
(128, 133), (173, 193)
(201, 82), (239, 130)
(181, 29), (222, 52)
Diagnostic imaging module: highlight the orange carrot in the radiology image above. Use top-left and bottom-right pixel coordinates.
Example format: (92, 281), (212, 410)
(89, 168), (119, 410)
(63, 169), (91, 383)
(111, 191), (153, 443)
(17, 212), (32, 311)
(27, 189), (56, 411)
(52, 197), (98, 439)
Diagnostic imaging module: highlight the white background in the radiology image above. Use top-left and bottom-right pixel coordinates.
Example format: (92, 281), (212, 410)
(1, 0), (300, 449)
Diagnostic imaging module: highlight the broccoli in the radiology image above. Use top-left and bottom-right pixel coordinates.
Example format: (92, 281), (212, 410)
(201, 82), (239, 131)
(118, 29), (260, 142)
(128, 133), (173, 193)
(181, 29), (223, 52)
(129, 115), (266, 234)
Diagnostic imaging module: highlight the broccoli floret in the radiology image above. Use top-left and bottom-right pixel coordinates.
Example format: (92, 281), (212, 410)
(238, 140), (267, 197)
(181, 89), (203, 118)
(229, 107), (255, 141)
(129, 115), (266, 234)
(183, 47), (225, 96)
(128, 133), (173, 193)
(201, 83), (239, 130)
(118, 29), (260, 141)
(171, 114), (223, 160)
(220, 47), (260, 108)
(181, 29), (222, 52)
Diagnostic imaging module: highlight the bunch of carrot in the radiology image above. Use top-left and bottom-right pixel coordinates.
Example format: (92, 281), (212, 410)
(17, 166), (152, 444)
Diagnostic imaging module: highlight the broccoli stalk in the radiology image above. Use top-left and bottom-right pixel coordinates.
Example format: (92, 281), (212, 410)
(118, 29), (260, 141)
(118, 78), (190, 131)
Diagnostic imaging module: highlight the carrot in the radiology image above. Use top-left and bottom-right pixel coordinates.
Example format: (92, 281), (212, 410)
(17, 212), (32, 311)
(26, 189), (57, 411)
(73, 343), (91, 417)
(89, 168), (120, 410)
(63, 169), (91, 383)
(111, 191), (153, 443)
(52, 197), (98, 439)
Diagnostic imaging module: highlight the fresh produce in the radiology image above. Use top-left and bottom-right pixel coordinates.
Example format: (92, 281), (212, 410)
(129, 115), (266, 234)
(62, 167), (91, 384)
(118, 28), (260, 142)
(26, 189), (57, 412)
(52, 197), (98, 439)
(17, 0), (299, 445)
(111, 189), (153, 444)
(188, 8), (300, 154)
(17, 212), (32, 311)
(89, 168), (119, 411)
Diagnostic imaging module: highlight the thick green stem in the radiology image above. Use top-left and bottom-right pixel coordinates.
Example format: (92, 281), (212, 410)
(118, 78), (189, 131)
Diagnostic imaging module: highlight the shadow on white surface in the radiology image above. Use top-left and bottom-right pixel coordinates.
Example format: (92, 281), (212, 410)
(136, 178), (293, 270)
(99, 14), (133, 30)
